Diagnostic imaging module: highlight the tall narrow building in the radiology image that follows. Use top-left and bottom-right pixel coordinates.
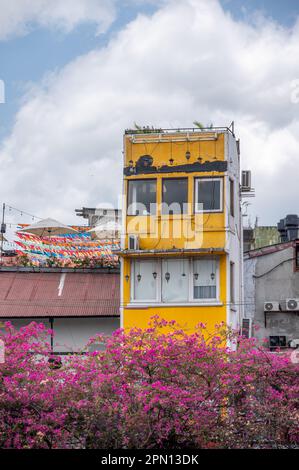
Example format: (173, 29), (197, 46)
(119, 126), (243, 334)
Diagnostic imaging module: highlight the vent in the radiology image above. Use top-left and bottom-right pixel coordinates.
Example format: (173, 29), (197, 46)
(264, 301), (280, 312)
(128, 234), (139, 250)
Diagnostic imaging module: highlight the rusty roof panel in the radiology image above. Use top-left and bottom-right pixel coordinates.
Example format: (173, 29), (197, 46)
(0, 272), (120, 318)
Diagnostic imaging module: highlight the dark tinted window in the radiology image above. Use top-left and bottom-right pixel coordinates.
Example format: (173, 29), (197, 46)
(162, 178), (188, 214)
(195, 179), (222, 212)
(127, 180), (156, 215)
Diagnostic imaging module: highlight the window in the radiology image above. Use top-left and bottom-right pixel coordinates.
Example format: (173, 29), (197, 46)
(127, 179), (156, 215)
(230, 178), (235, 217)
(195, 178), (222, 213)
(130, 257), (219, 303)
(131, 259), (158, 301)
(162, 178), (188, 214)
(162, 259), (189, 302)
(193, 258), (218, 300)
(230, 262), (235, 304)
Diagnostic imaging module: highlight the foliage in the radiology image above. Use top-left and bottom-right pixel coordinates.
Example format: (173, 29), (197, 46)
(0, 319), (298, 449)
(193, 121), (214, 130)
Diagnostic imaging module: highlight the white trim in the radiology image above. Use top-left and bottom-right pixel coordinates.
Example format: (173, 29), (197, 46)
(127, 302), (223, 308)
(194, 177), (223, 213)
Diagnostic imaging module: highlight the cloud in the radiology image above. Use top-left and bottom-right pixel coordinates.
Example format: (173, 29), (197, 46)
(0, 0), (117, 40)
(1, 0), (299, 225)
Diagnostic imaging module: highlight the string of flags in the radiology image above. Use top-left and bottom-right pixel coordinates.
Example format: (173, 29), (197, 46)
(14, 231), (120, 267)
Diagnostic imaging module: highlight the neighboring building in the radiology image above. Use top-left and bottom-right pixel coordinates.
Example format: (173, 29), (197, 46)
(75, 207), (121, 240)
(243, 226), (280, 252)
(118, 126), (243, 334)
(243, 214), (299, 254)
(0, 267), (120, 353)
(244, 241), (299, 349)
(277, 214), (299, 242)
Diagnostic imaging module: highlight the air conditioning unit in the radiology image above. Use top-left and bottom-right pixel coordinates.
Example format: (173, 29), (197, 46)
(285, 298), (299, 311)
(264, 301), (280, 312)
(128, 234), (139, 250)
(289, 338), (299, 349)
(241, 170), (251, 191)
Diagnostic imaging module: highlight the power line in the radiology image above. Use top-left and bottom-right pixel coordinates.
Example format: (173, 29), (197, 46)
(5, 204), (43, 221)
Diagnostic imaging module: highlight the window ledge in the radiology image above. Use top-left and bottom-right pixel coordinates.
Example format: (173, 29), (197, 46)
(126, 301), (223, 309)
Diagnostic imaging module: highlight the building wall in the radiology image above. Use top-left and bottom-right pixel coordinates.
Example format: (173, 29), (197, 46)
(1, 317), (119, 353)
(121, 129), (242, 334)
(254, 226), (280, 249)
(244, 246), (299, 344)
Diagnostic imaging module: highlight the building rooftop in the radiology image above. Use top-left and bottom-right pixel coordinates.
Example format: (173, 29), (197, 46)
(124, 125), (235, 136)
(0, 269), (120, 318)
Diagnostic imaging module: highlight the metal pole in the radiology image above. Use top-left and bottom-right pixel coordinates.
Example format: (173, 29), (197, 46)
(0, 203), (5, 265)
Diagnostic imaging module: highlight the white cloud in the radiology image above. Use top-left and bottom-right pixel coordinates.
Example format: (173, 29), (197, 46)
(1, 0), (299, 225)
(0, 0), (117, 39)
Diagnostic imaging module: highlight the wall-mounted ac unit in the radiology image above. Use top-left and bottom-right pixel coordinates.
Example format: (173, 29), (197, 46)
(289, 338), (299, 349)
(128, 234), (139, 250)
(264, 301), (280, 312)
(241, 170), (251, 191)
(285, 298), (299, 311)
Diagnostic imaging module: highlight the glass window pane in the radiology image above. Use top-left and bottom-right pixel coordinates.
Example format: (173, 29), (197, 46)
(196, 179), (221, 212)
(162, 259), (189, 302)
(132, 260), (157, 301)
(193, 258), (217, 299)
(162, 179), (188, 214)
(128, 180), (156, 215)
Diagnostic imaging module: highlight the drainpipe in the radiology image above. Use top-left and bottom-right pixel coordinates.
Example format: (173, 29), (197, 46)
(49, 317), (54, 353)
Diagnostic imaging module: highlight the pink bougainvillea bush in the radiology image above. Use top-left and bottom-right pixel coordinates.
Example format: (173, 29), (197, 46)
(0, 318), (298, 449)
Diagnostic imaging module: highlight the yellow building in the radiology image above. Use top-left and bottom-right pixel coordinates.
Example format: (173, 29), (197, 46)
(119, 126), (243, 335)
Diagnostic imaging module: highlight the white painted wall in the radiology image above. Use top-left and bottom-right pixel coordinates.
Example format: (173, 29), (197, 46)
(53, 317), (119, 352)
(225, 131), (243, 333)
(1, 317), (119, 353)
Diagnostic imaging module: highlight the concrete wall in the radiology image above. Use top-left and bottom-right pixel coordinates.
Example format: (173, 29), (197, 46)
(1, 317), (120, 353)
(53, 317), (119, 352)
(244, 246), (299, 344)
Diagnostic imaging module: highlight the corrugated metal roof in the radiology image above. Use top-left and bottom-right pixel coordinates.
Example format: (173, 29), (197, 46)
(0, 272), (120, 318)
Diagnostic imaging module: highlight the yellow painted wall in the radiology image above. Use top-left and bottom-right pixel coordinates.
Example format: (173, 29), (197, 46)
(124, 132), (225, 166)
(122, 255), (227, 333)
(121, 131), (229, 332)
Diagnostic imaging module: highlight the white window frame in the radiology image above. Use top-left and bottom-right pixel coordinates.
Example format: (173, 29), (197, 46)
(129, 257), (220, 306)
(194, 177), (223, 213)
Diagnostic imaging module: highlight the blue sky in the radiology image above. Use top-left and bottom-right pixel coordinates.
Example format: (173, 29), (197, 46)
(1, 0), (298, 140)
(0, 0), (299, 226)
(0, 2), (157, 140)
(221, 0), (299, 26)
